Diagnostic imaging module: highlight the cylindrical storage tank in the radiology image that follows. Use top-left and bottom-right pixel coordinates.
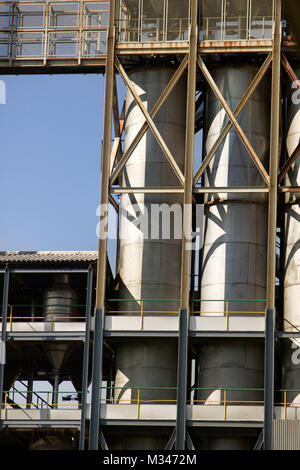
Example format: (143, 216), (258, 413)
(114, 66), (187, 450)
(198, 65), (270, 449)
(283, 67), (300, 406)
(43, 275), (78, 322)
(43, 275), (79, 409)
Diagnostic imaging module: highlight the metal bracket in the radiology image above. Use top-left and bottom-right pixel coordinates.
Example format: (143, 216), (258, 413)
(165, 428), (176, 450)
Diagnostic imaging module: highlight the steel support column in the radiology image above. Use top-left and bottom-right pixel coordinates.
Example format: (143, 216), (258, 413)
(0, 267), (9, 425)
(176, 0), (197, 451)
(89, 0), (115, 451)
(264, 0), (281, 451)
(79, 265), (93, 450)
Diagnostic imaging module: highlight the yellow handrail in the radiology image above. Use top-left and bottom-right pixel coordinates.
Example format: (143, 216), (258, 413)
(224, 391), (227, 420)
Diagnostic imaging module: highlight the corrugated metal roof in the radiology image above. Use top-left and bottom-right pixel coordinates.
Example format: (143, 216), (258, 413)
(0, 251), (98, 264)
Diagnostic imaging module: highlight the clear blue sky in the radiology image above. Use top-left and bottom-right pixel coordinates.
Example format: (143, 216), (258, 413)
(0, 73), (106, 252)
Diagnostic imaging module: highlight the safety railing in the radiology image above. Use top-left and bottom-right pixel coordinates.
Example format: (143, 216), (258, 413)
(193, 298), (266, 331)
(0, 299), (266, 331)
(2, 386), (300, 421)
(0, 304), (86, 332)
(0, 0), (109, 61)
(101, 385), (178, 420)
(115, 0), (191, 44)
(106, 298), (179, 331)
(115, 17), (190, 43)
(105, 298), (266, 331)
(1, 389), (83, 418)
(199, 15), (274, 42)
(10, 384), (49, 410)
(190, 387), (265, 421)
(98, 386), (300, 421)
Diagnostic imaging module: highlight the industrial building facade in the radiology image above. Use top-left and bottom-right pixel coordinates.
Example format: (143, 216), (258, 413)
(1, 0), (300, 451)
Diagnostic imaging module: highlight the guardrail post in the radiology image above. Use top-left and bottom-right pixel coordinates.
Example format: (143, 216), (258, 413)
(284, 391), (287, 420)
(224, 390), (227, 421)
(140, 300), (144, 331)
(137, 388), (140, 420)
(226, 301), (229, 331)
(46, 392), (49, 420)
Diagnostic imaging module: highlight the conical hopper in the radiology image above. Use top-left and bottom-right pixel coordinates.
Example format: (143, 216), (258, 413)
(43, 343), (71, 371)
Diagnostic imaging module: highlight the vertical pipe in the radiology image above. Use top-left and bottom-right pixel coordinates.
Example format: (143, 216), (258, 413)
(264, 0), (281, 451)
(176, 0), (197, 451)
(0, 268), (9, 419)
(52, 371), (59, 409)
(79, 266), (93, 450)
(89, 0), (115, 451)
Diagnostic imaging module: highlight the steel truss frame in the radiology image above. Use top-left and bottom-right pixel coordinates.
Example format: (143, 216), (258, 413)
(1, 0), (299, 452)
(89, 0), (299, 451)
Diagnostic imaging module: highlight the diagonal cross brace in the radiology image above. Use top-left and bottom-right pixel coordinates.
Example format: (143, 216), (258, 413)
(193, 53), (272, 185)
(114, 56), (186, 186)
(196, 55), (270, 187)
(110, 99), (125, 175)
(279, 56), (300, 183)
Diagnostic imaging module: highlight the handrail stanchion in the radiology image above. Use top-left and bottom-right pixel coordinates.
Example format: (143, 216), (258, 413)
(137, 388), (140, 420)
(140, 300), (144, 331)
(284, 390), (287, 420)
(46, 392), (49, 419)
(224, 390), (227, 421)
(226, 301), (229, 331)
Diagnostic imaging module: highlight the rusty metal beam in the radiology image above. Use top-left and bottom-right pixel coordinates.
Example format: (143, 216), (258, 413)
(196, 55), (270, 187)
(264, 0), (282, 451)
(278, 141), (300, 183)
(111, 56), (188, 185)
(89, 0), (116, 452)
(282, 54), (300, 89)
(115, 56), (185, 186)
(279, 186), (300, 193)
(109, 194), (119, 213)
(193, 53), (272, 185)
(110, 99), (125, 175)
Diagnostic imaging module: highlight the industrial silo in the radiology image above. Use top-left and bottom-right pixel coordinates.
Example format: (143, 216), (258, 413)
(43, 275), (79, 408)
(113, 65), (187, 449)
(283, 69), (300, 407)
(198, 65), (270, 449)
